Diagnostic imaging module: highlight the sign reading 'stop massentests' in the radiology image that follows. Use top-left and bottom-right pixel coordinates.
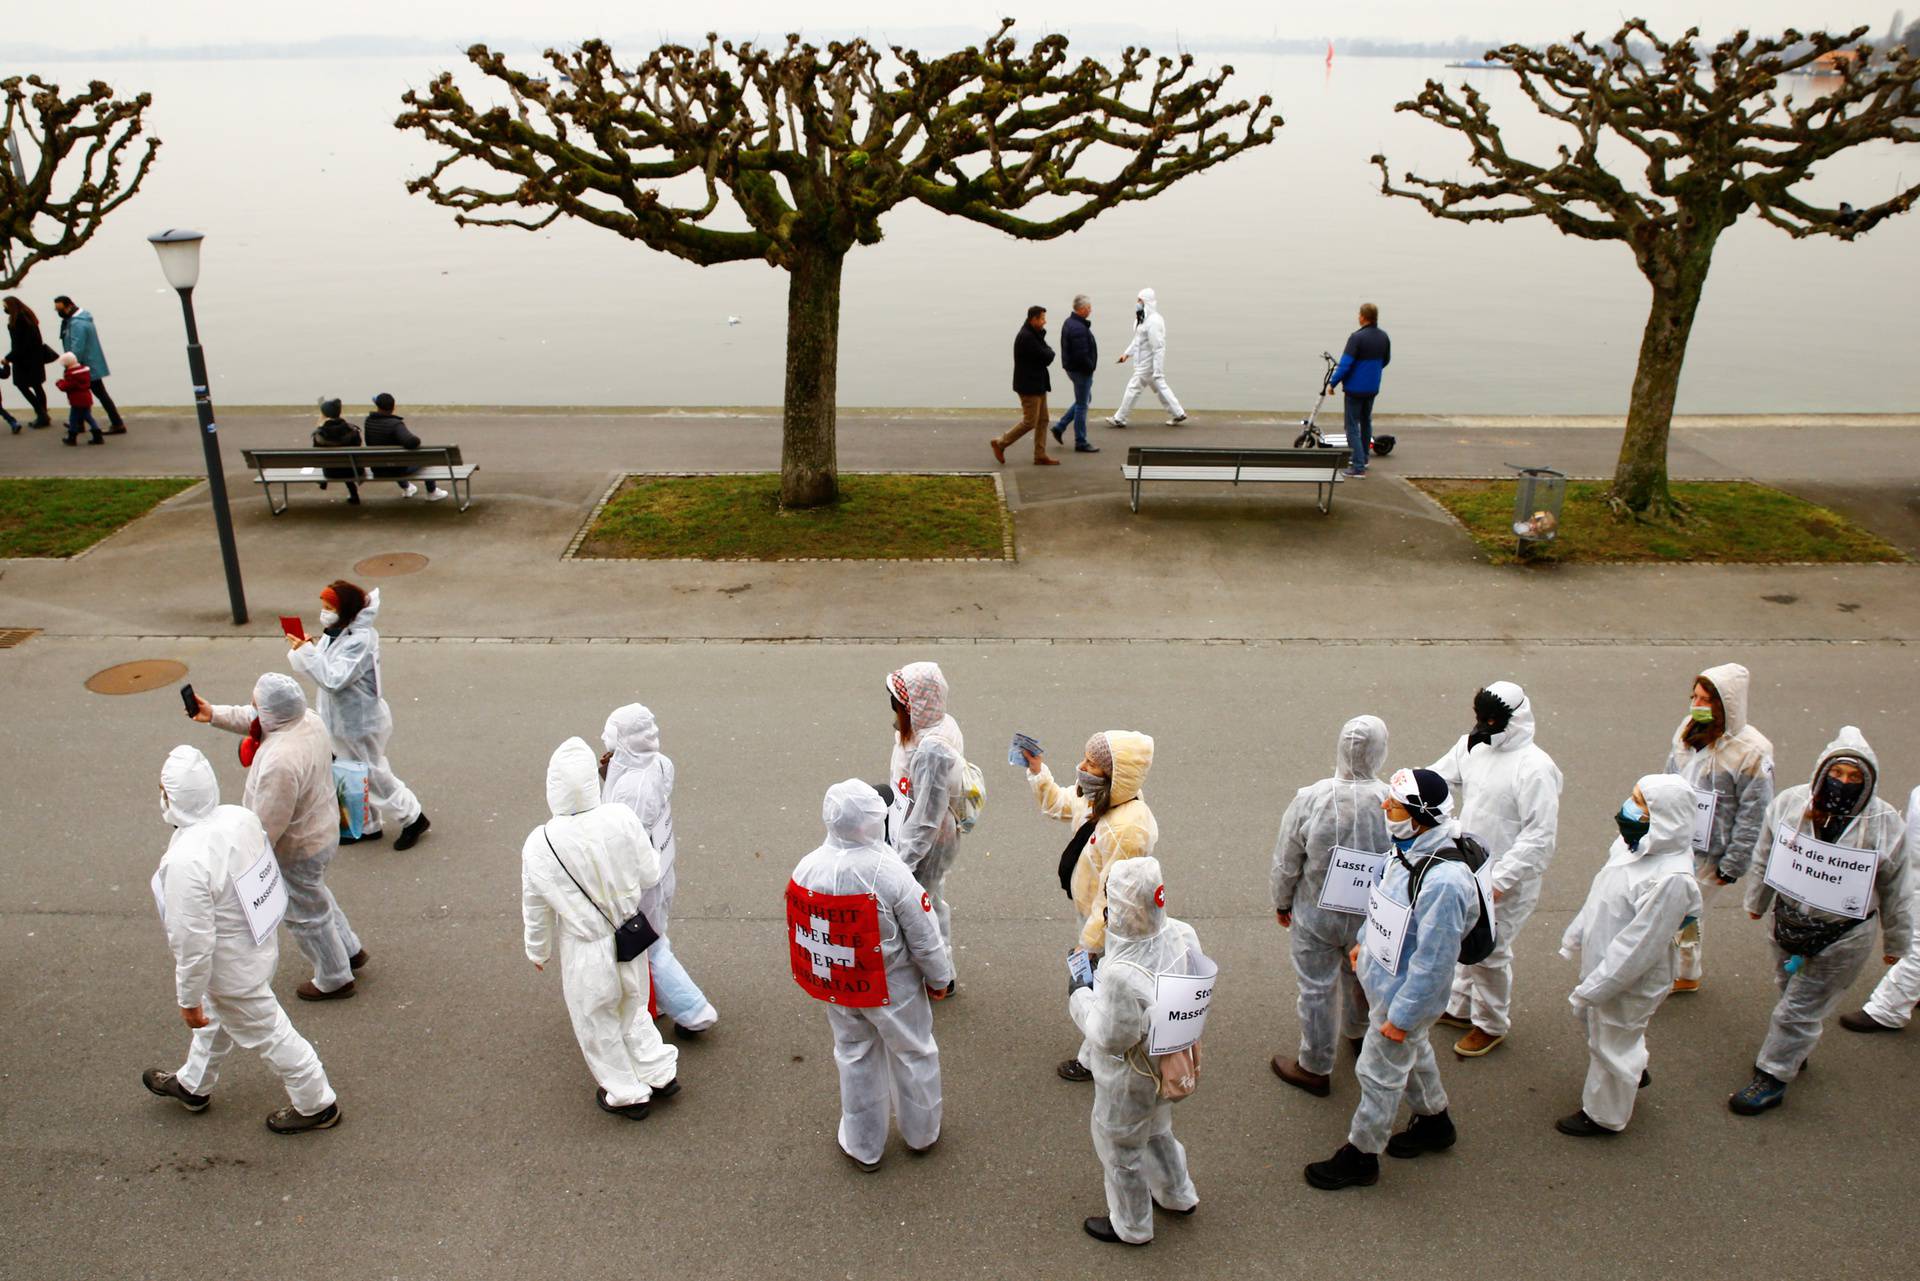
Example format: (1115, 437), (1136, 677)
(235, 848), (287, 946)
(1318, 846), (1389, 915)
(1763, 822), (1879, 920)
(1145, 954), (1218, 1056)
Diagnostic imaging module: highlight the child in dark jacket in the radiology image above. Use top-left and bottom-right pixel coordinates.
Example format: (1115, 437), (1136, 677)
(311, 396), (363, 504)
(55, 352), (102, 445)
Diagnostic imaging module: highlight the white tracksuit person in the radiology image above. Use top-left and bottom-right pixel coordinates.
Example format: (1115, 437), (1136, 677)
(1664, 662), (1775, 989)
(1106, 287), (1186, 427)
(1069, 856), (1202, 1246)
(287, 581), (431, 850)
(790, 779), (952, 1170)
(1428, 680), (1562, 1055)
(142, 746), (341, 1134)
(601, 703), (718, 1035)
(1731, 727), (1912, 1115)
(521, 737), (679, 1117)
(1270, 715), (1390, 1095)
(886, 662), (966, 987)
(1844, 786), (1920, 1033)
(1555, 775), (1703, 1136)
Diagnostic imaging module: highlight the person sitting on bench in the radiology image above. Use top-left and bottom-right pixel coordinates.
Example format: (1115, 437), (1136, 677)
(364, 393), (445, 501)
(311, 397), (363, 505)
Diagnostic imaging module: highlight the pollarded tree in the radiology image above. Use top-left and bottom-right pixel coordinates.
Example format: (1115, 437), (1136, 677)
(0, 76), (159, 288)
(1372, 21), (1920, 520)
(397, 20), (1279, 506)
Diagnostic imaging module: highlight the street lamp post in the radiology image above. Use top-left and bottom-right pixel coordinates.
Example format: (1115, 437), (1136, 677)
(149, 228), (247, 625)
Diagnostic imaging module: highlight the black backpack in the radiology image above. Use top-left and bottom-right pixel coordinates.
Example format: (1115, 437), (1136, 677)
(1405, 833), (1498, 966)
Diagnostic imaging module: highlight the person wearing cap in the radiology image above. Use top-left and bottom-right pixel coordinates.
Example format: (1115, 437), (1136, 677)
(191, 673), (369, 1000)
(1020, 729), (1159, 1082)
(144, 746), (341, 1134)
(363, 393), (445, 499)
(311, 397), (364, 505)
(52, 295), (125, 433)
(288, 579), (433, 851)
(1307, 767), (1480, 1191)
(885, 663), (968, 992)
(1427, 680), (1563, 1057)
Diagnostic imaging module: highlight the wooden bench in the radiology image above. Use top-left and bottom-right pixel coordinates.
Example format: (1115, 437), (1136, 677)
(1121, 446), (1347, 514)
(239, 447), (478, 515)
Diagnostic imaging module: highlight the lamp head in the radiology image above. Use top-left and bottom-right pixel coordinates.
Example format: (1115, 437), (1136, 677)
(148, 229), (204, 291)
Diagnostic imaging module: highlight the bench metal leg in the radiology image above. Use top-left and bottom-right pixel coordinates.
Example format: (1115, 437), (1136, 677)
(271, 482), (289, 516)
(1130, 472), (1142, 513)
(457, 475), (471, 513)
(1317, 481), (1331, 515)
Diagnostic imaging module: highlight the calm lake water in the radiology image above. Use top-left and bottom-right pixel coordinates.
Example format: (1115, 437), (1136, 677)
(20, 51), (1920, 413)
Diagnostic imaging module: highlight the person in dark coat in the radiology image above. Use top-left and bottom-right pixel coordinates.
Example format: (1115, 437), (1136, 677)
(989, 306), (1059, 467)
(1049, 295), (1100, 453)
(53, 296), (125, 433)
(311, 397), (363, 505)
(363, 393), (443, 499)
(4, 297), (53, 428)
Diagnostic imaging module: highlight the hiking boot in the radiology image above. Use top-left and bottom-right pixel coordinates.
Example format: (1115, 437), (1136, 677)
(1434, 1011), (1473, 1030)
(1728, 1069), (1786, 1116)
(142, 1068), (210, 1113)
(1083, 1216), (1148, 1246)
(296, 979), (356, 1001)
(1386, 1109), (1456, 1158)
(1453, 1027), (1505, 1058)
(1555, 1110), (1619, 1138)
(596, 1087), (651, 1120)
(1304, 1143), (1379, 1190)
(393, 813), (431, 851)
(990, 439), (1007, 464)
(266, 1101), (341, 1134)
(1270, 1054), (1331, 1098)
(841, 1145), (881, 1172)
(1840, 1009), (1900, 1034)
(349, 949), (370, 971)
(1672, 977), (1700, 994)
(1057, 1058), (1093, 1083)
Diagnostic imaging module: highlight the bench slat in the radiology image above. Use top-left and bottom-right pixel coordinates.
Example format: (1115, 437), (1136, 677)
(1120, 466), (1336, 484)
(254, 465), (477, 483)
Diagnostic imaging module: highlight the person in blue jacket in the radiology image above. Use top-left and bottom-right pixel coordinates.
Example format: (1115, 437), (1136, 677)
(1049, 295), (1100, 453)
(53, 296), (126, 434)
(1307, 767), (1480, 1191)
(1328, 303), (1390, 478)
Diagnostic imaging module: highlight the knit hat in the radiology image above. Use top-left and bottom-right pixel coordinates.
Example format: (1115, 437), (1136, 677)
(1388, 767), (1452, 829)
(1084, 732), (1113, 775)
(318, 396), (343, 419)
(58, 351), (77, 368)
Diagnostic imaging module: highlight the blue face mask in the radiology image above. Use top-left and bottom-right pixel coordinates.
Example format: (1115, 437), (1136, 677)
(1615, 798), (1650, 850)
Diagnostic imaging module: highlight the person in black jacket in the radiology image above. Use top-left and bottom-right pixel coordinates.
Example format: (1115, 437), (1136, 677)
(363, 392), (444, 499)
(311, 397), (363, 505)
(990, 306), (1060, 467)
(3, 297), (53, 428)
(1049, 296), (1099, 453)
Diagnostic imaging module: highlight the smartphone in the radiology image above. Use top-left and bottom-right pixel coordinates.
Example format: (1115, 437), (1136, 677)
(278, 614), (307, 641)
(180, 684), (198, 718)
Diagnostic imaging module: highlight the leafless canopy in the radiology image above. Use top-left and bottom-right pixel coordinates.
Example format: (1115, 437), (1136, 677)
(0, 76), (159, 288)
(396, 19), (1280, 266)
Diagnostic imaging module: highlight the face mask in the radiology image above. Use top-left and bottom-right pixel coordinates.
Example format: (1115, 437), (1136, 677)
(1076, 769), (1110, 808)
(1616, 799), (1650, 850)
(1688, 705), (1716, 724)
(1468, 689), (1515, 750)
(1135, 305), (1145, 323)
(1386, 814), (1417, 842)
(318, 609), (340, 628)
(1815, 773), (1865, 815)
(160, 790), (174, 825)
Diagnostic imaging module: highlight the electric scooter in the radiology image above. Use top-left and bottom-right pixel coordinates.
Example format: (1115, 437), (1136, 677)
(1292, 351), (1395, 457)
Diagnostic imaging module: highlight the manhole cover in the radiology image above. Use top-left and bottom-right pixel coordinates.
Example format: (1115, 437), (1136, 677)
(354, 552), (430, 577)
(0, 628), (40, 649)
(86, 658), (189, 695)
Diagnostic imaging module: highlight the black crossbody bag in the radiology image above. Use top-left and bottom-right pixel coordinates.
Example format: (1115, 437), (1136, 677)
(542, 827), (659, 963)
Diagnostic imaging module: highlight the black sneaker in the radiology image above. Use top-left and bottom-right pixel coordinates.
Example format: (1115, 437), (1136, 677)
(1554, 1110), (1619, 1138)
(393, 813), (431, 851)
(265, 1101), (341, 1134)
(650, 1078), (681, 1102)
(340, 828), (384, 846)
(142, 1068), (210, 1113)
(1082, 1217), (1148, 1246)
(1840, 1009), (1900, 1034)
(595, 1087), (651, 1120)
(1057, 1058), (1093, 1083)
(1304, 1142), (1379, 1190)
(1074, 444), (1102, 453)
(1386, 1109), (1456, 1158)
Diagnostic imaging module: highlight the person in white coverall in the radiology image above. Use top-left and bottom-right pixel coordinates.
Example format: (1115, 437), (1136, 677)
(1105, 287), (1186, 428)
(522, 737), (679, 1118)
(601, 703), (718, 1035)
(886, 662), (966, 993)
(1731, 727), (1912, 1115)
(142, 746), (341, 1134)
(194, 672), (367, 1000)
(1664, 662), (1774, 991)
(1842, 785), (1920, 1034)
(1069, 856), (1202, 1246)
(1555, 775), (1703, 1137)
(1428, 680), (1562, 1057)
(1270, 715), (1390, 1096)
(287, 579), (431, 850)
(791, 779), (953, 1171)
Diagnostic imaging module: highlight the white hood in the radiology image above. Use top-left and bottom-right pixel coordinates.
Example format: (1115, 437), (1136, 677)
(161, 745), (219, 826)
(546, 736), (601, 816)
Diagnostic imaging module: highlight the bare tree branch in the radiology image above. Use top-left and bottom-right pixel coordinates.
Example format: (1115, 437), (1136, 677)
(0, 76), (160, 288)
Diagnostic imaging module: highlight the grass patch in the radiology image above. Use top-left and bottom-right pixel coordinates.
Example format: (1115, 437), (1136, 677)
(0, 477), (198, 558)
(1413, 479), (1907, 565)
(577, 473), (1010, 560)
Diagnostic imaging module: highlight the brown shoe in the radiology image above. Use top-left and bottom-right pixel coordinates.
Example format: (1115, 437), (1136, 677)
(1271, 1054), (1331, 1097)
(1671, 977), (1700, 994)
(1034, 455), (1061, 466)
(1453, 1027), (1505, 1058)
(348, 949), (370, 971)
(990, 439), (1007, 464)
(142, 1068), (211, 1112)
(104, 424), (128, 435)
(296, 979), (356, 1001)
(266, 1101), (341, 1134)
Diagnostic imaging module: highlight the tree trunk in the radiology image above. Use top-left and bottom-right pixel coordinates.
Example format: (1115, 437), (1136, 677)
(780, 244), (846, 508)
(1611, 248), (1714, 521)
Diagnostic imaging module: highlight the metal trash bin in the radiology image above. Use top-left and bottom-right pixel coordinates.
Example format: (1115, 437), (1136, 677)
(1508, 465), (1566, 551)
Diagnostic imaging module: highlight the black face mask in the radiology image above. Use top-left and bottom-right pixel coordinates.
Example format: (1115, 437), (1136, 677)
(1614, 808), (1651, 851)
(1467, 689), (1514, 750)
(1815, 773), (1866, 817)
(1135, 306), (1145, 324)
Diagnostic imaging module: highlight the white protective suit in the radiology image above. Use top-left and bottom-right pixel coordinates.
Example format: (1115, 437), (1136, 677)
(1744, 727), (1913, 1082)
(155, 746), (336, 1114)
(601, 703), (716, 1030)
(1428, 681), (1563, 1036)
(886, 662), (966, 975)
(792, 780), (953, 1165)
(521, 737), (677, 1107)
(1111, 287), (1186, 424)
(1270, 715), (1390, 1075)
(1068, 857), (1201, 1244)
(1559, 775), (1703, 1130)
(1862, 786), (1920, 1028)
(288, 588), (422, 832)
(1664, 662), (1775, 982)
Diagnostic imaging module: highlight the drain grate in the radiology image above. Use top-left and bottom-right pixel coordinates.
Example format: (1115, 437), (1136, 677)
(0, 628), (40, 649)
(354, 552), (430, 577)
(86, 658), (189, 695)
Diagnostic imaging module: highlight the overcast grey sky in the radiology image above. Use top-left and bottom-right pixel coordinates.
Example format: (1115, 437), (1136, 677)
(3, 0), (1906, 48)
